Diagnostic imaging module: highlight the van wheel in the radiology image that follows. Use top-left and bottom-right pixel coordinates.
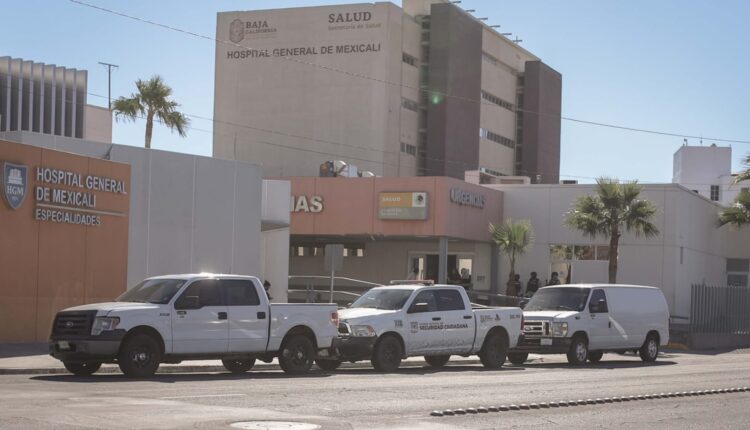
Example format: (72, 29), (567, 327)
(63, 361), (101, 376)
(479, 333), (508, 369)
(372, 335), (403, 372)
(315, 359), (342, 371)
(118, 334), (161, 378)
(587, 351), (603, 363)
(424, 355), (450, 368)
(639, 334), (659, 362)
(508, 352), (528, 365)
(279, 335), (315, 374)
(222, 358), (256, 374)
(567, 336), (588, 365)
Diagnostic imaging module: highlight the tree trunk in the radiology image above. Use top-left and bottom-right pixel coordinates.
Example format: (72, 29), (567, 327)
(608, 232), (620, 284)
(144, 109), (154, 149)
(505, 254), (516, 296)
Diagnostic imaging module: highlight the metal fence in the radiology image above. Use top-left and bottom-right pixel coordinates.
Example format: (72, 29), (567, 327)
(690, 283), (750, 335)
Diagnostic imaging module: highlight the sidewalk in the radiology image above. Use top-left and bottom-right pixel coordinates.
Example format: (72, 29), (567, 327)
(0, 342), (493, 375)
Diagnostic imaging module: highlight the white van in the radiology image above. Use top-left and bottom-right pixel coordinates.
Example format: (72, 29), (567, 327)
(509, 284), (670, 365)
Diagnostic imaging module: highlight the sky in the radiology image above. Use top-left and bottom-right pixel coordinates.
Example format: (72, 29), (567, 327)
(2, 0), (749, 184)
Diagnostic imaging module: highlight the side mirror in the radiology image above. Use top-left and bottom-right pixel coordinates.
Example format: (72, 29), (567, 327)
(519, 300), (527, 309)
(177, 295), (200, 310)
(346, 302), (353, 308)
(409, 302), (431, 313)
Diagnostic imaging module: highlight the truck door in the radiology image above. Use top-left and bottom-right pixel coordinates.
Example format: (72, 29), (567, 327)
(221, 279), (269, 353)
(435, 289), (474, 353)
(405, 290), (443, 355)
(587, 289), (613, 350)
(172, 279), (228, 354)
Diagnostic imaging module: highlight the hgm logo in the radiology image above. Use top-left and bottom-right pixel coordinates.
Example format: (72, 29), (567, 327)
(2, 162), (28, 210)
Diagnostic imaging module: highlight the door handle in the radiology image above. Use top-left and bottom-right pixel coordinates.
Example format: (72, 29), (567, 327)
(218, 312), (228, 320)
(463, 315), (472, 320)
(608, 321), (612, 328)
(432, 317), (441, 321)
(257, 311), (266, 320)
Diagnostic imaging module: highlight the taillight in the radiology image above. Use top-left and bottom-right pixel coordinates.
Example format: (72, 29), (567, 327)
(331, 311), (339, 327)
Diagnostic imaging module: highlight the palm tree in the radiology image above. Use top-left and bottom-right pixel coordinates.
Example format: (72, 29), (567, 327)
(489, 219), (534, 295)
(733, 153), (750, 184)
(565, 177), (659, 284)
(719, 189), (750, 228)
(112, 75), (189, 149)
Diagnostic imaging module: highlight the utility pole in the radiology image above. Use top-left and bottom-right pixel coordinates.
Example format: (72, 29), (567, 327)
(98, 62), (119, 110)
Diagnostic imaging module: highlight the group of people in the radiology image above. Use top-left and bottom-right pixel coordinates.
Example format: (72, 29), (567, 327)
(507, 271), (561, 297)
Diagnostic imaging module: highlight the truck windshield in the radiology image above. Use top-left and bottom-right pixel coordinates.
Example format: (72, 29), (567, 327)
(116, 279), (187, 304)
(524, 287), (590, 312)
(350, 289), (413, 310)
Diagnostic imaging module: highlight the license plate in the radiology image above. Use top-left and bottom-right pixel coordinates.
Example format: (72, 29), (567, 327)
(58, 341), (70, 350)
(540, 338), (552, 346)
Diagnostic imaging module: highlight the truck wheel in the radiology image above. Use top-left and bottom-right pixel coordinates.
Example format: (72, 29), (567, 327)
(479, 333), (508, 369)
(639, 334), (659, 363)
(118, 333), (161, 378)
(508, 352), (528, 365)
(424, 355), (450, 368)
(279, 335), (315, 375)
(63, 361), (101, 376)
(372, 335), (402, 372)
(587, 351), (604, 363)
(222, 358), (256, 374)
(315, 359), (342, 371)
(566, 336), (588, 366)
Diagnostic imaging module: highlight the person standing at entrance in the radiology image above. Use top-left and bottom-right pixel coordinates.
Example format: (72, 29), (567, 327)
(547, 272), (561, 286)
(526, 272), (541, 297)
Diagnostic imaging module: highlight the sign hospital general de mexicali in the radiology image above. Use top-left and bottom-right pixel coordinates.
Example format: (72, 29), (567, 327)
(2, 162), (128, 227)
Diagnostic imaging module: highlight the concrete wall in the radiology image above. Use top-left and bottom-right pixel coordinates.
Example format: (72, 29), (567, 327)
(0, 139), (130, 341)
(213, 3), (404, 177)
(83, 104), (112, 144)
(520, 61), (562, 184)
(0, 132), (269, 288)
(490, 183), (749, 319)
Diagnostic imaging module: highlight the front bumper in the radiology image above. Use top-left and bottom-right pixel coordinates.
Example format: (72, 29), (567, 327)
(332, 335), (376, 361)
(511, 335), (572, 354)
(49, 330), (126, 363)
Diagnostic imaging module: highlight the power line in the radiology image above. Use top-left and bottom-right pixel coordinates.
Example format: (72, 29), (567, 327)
(67, 0), (750, 146)
(2, 80), (746, 186)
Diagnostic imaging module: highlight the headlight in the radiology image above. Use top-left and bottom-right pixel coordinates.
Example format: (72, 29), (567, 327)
(91, 317), (120, 336)
(349, 325), (376, 337)
(550, 322), (568, 337)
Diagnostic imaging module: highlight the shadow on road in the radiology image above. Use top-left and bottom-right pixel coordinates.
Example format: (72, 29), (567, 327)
(328, 364), (525, 376)
(31, 370), (334, 383)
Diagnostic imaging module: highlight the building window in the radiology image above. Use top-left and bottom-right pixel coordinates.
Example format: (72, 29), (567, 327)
(710, 185), (720, 201)
(479, 128), (515, 149)
(481, 51), (499, 66)
(480, 167), (503, 177)
(481, 90), (514, 112)
(401, 97), (419, 113)
(727, 258), (749, 287)
(400, 142), (417, 156)
(343, 246), (366, 258)
(402, 52), (418, 67)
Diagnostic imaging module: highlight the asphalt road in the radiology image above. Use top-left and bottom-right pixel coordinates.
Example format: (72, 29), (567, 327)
(1, 350), (749, 430)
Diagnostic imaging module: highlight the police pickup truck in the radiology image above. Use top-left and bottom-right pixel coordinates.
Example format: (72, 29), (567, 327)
(49, 274), (339, 377)
(318, 284), (523, 372)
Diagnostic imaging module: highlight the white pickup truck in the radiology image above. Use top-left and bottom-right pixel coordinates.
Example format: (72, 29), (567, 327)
(319, 284), (524, 372)
(49, 274), (339, 377)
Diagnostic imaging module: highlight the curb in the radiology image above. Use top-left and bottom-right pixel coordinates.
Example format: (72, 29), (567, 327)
(0, 358), (484, 376)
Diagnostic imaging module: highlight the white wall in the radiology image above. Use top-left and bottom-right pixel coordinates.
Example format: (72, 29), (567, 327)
(487, 183), (748, 318)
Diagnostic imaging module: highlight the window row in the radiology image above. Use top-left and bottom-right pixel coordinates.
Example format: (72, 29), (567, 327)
(291, 245), (365, 258)
(479, 128), (515, 149)
(402, 52), (418, 67)
(401, 97), (420, 113)
(481, 90), (514, 112)
(550, 244), (610, 262)
(401, 142), (417, 156)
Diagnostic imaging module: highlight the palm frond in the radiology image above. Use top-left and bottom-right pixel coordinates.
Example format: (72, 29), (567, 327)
(735, 153), (750, 184)
(718, 189), (750, 228)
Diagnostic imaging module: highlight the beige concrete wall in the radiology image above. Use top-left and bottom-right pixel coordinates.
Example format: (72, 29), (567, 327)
(83, 104), (112, 143)
(0, 139), (130, 342)
(213, 3), (406, 177)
